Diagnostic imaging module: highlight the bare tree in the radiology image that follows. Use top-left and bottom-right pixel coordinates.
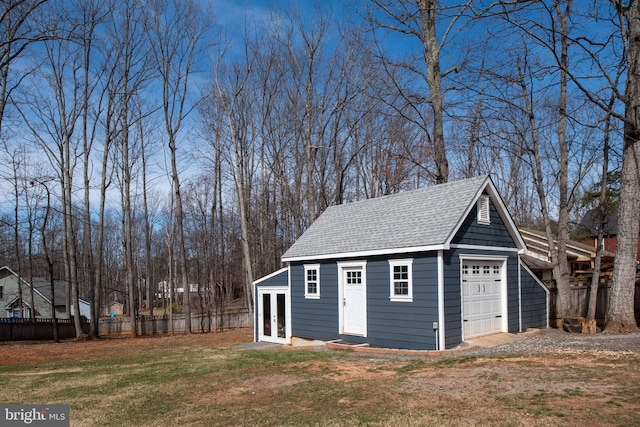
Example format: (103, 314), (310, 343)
(1, 144), (26, 318)
(107, 0), (153, 337)
(31, 178), (58, 340)
(81, 0), (108, 337)
(546, 0), (639, 330)
(210, 45), (257, 316)
(485, 0), (602, 325)
(147, 0), (210, 332)
(0, 0), (51, 136)
(15, 21), (87, 338)
(605, 0), (640, 330)
(363, 0), (471, 184)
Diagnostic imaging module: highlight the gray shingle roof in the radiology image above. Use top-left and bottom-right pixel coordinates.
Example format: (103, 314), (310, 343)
(282, 175), (492, 261)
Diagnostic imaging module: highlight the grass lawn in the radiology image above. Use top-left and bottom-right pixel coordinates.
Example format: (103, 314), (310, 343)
(0, 328), (639, 426)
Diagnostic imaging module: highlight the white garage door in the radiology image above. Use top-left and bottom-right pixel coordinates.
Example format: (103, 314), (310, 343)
(462, 261), (504, 338)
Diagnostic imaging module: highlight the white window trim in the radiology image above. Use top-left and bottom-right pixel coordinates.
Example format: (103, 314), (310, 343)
(304, 264), (320, 299)
(389, 258), (414, 302)
(477, 195), (491, 225)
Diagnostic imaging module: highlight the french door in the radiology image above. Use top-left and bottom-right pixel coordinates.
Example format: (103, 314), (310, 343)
(258, 287), (289, 344)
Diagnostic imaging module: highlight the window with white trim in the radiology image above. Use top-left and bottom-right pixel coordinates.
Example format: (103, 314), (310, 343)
(477, 195), (490, 225)
(389, 259), (413, 302)
(304, 264), (320, 299)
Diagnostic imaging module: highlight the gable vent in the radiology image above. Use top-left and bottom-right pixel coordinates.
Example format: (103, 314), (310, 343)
(477, 195), (490, 225)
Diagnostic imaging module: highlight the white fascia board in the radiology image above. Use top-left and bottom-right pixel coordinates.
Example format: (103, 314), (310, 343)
(483, 180), (527, 251)
(444, 177), (526, 252)
(281, 244), (446, 263)
(443, 176), (491, 246)
(519, 260), (550, 296)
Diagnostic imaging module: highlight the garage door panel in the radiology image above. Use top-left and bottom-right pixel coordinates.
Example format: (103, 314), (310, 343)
(462, 260), (504, 339)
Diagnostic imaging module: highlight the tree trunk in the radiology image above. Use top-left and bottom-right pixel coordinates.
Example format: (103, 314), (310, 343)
(517, 55), (571, 323)
(94, 93), (114, 341)
(417, 0), (448, 184)
(61, 125), (87, 340)
(122, 108), (136, 339)
(142, 136), (153, 317)
(585, 99), (614, 333)
(606, 2), (640, 331)
(554, 0), (573, 326)
(170, 140), (191, 333)
(38, 181), (59, 342)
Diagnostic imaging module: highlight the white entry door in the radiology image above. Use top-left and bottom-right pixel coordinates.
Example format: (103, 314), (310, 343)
(258, 287), (288, 344)
(462, 260), (504, 338)
(341, 265), (366, 336)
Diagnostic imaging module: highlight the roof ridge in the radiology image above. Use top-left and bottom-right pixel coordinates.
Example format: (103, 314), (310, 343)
(327, 175), (489, 209)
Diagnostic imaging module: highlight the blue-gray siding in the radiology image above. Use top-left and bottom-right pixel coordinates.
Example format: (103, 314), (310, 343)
(291, 254), (440, 350)
(254, 270), (288, 288)
(444, 198), (520, 349)
(290, 262), (339, 340)
(520, 263), (549, 330)
(443, 248), (520, 349)
(451, 194), (517, 248)
(282, 192), (547, 350)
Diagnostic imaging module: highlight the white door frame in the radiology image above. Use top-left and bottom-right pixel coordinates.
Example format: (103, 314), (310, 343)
(257, 286), (290, 344)
(459, 255), (508, 340)
(337, 261), (367, 337)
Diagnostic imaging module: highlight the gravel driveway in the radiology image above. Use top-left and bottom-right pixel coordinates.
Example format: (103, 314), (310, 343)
(463, 328), (640, 357)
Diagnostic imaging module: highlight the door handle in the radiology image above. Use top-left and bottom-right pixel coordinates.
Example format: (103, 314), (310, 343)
(343, 298), (346, 306)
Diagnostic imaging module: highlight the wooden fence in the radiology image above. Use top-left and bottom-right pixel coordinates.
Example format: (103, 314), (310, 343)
(548, 276), (640, 328)
(0, 318), (90, 341)
(0, 308), (251, 341)
(98, 308), (252, 337)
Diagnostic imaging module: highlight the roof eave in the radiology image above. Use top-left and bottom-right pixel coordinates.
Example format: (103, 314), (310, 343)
(282, 244), (448, 263)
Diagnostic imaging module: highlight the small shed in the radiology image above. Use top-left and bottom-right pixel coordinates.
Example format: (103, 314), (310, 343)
(254, 176), (548, 350)
(101, 301), (124, 317)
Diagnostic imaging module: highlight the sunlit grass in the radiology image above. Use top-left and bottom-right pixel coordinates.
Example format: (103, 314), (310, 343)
(0, 331), (639, 427)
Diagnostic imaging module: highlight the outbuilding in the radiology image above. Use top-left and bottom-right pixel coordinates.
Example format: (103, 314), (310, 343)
(254, 175), (548, 350)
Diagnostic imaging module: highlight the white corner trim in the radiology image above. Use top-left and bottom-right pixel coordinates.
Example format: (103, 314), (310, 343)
(437, 250), (445, 350)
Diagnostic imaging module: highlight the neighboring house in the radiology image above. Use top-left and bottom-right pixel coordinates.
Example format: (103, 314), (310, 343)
(520, 228), (618, 327)
(578, 209), (640, 263)
(0, 266), (68, 319)
(520, 228), (616, 283)
(156, 281), (199, 299)
(253, 176), (548, 351)
(71, 298), (92, 320)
